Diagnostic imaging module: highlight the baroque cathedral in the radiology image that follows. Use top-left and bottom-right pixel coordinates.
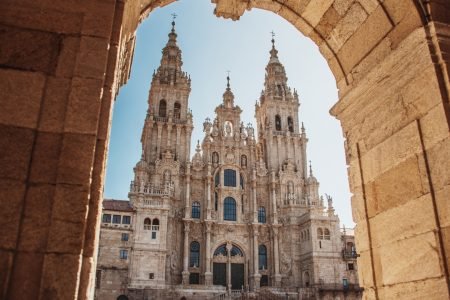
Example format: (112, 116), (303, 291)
(95, 21), (361, 300)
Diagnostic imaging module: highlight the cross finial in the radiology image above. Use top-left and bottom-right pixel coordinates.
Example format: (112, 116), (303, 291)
(270, 30), (276, 45)
(171, 13), (177, 31)
(226, 70), (230, 88)
(309, 160), (313, 175)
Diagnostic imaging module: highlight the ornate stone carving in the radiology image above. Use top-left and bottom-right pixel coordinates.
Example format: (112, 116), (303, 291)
(212, 0), (251, 21)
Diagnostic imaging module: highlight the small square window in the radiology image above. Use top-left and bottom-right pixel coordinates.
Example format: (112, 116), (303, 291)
(102, 214), (111, 223)
(121, 233), (129, 241)
(119, 249), (128, 259)
(112, 215), (121, 224)
(348, 263), (354, 271)
(122, 216), (131, 224)
(151, 232), (157, 239)
(149, 273), (154, 279)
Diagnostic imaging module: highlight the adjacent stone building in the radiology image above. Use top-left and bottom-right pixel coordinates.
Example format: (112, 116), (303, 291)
(95, 21), (361, 300)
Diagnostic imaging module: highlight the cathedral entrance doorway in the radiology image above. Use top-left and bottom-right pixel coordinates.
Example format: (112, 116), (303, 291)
(213, 243), (246, 291)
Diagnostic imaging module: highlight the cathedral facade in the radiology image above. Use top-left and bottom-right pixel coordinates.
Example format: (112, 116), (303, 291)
(95, 22), (361, 300)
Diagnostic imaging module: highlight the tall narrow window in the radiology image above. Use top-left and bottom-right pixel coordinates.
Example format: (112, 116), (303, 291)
(214, 192), (218, 211)
(112, 215), (121, 224)
(258, 207), (266, 223)
(119, 249), (128, 259)
(258, 245), (267, 270)
(240, 174), (244, 189)
(275, 115), (282, 131)
(122, 216), (131, 224)
(152, 219), (160, 231)
(191, 202), (201, 219)
(189, 241), (200, 267)
(174, 102), (181, 119)
(317, 228), (324, 240)
(159, 99), (167, 117)
(287, 117), (294, 132)
(324, 228), (330, 240)
(144, 218), (151, 230)
(224, 197), (236, 221)
(102, 214), (111, 223)
(214, 171), (220, 187)
(224, 169), (236, 187)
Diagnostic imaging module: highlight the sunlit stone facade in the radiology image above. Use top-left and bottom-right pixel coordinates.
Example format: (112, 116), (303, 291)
(95, 22), (361, 300)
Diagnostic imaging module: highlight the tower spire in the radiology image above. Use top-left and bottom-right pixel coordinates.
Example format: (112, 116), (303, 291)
(226, 70), (231, 90)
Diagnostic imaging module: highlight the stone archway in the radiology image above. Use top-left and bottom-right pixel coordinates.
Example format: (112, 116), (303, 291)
(0, 1), (449, 300)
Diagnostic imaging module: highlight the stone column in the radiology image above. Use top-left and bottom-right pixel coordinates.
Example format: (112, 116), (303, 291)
(252, 168), (257, 222)
(186, 126), (192, 162)
(156, 124), (163, 159)
(252, 225), (261, 291)
(182, 221), (190, 285)
(271, 172), (278, 224)
(166, 123), (172, 147)
(226, 242), (233, 293)
(272, 225), (281, 286)
(206, 164), (212, 219)
(204, 221), (213, 285)
(185, 163), (191, 219)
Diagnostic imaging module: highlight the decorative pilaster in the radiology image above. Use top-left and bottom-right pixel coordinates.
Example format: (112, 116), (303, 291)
(182, 221), (190, 285)
(204, 221), (213, 285)
(206, 164), (212, 219)
(272, 225), (282, 286)
(185, 163), (191, 219)
(252, 224), (261, 291)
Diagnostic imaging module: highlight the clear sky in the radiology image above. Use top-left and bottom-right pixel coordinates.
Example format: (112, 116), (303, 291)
(104, 1), (354, 227)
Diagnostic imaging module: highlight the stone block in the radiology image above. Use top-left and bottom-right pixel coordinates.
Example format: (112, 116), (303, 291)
(38, 77), (71, 133)
(29, 132), (63, 184)
(358, 0), (378, 14)
(361, 121), (422, 184)
(326, 3), (368, 52)
(365, 155), (429, 218)
(333, 0), (354, 16)
(56, 133), (96, 186)
(96, 91), (114, 141)
(419, 103), (450, 152)
(315, 6), (340, 39)
(375, 232), (443, 286)
(40, 253), (80, 299)
(7, 252), (44, 300)
(81, 1), (116, 38)
(0, 69), (45, 128)
(0, 250), (13, 299)
(302, 0), (334, 28)
(74, 36), (110, 80)
(46, 218), (86, 254)
(0, 179), (25, 250)
(350, 186), (365, 223)
(357, 249), (374, 288)
(435, 184), (450, 228)
(17, 184), (54, 252)
(0, 25), (60, 74)
(378, 277), (449, 300)
(427, 137), (450, 191)
(337, 4), (392, 74)
(52, 184), (89, 225)
(55, 36), (81, 78)
(64, 77), (103, 134)
(354, 221), (369, 252)
(442, 225), (450, 275)
(369, 194), (436, 248)
(0, 4), (83, 35)
(0, 125), (35, 181)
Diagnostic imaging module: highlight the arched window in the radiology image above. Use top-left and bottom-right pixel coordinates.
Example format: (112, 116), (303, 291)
(174, 102), (181, 119)
(317, 228), (324, 240)
(275, 115), (281, 131)
(287, 117), (294, 132)
(240, 155), (247, 167)
(159, 99), (167, 117)
(303, 272), (310, 287)
(212, 151), (219, 164)
(324, 228), (330, 240)
(258, 245), (267, 270)
(117, 295), (129, 300)
(224, 197), (236, 221)
(230, 245), (243, 256)
(346, 242), (354, 252)
(144, 218), (151, 230)
(258, 207), (266, 223)
(189, 241), (200, 267)
(224, 169), (237, 187)
(214, 244), (227, 256)
(191, 202), (200, 219)
(152, 219), (159, 231)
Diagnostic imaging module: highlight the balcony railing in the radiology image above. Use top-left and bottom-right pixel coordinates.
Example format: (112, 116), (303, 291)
(342, 250), (359, 260)
(129, 181), (174, 196)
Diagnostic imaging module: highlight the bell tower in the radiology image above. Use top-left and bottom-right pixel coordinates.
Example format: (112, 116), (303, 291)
(142, 19), (193, 166)
(255, 36), (308, 178)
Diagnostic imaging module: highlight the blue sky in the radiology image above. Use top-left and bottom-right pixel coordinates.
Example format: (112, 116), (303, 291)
(104, 1), (354, 227)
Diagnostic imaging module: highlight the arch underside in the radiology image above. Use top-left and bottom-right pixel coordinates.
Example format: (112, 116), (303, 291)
(0, 0), (449, 300)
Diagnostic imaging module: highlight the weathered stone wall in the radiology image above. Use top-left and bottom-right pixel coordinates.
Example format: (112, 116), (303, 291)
(0, 0), (449, 299)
